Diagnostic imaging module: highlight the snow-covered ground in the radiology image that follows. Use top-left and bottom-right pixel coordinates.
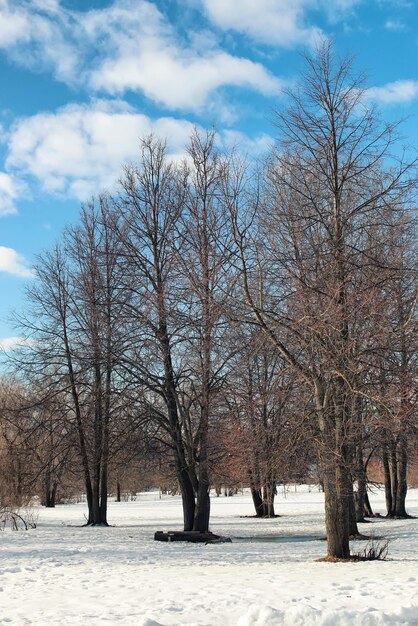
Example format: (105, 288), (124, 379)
(1, 486), (418, 625)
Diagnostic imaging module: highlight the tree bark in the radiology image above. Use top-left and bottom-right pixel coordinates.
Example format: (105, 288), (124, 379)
(382, 441), (393, 516)
(364, 490), (374, 518)
(354, 440), (367, 523)
(262, 479), (276, 517)
(250, 487), (264, 517)
(395, 433), (408, 517)
(348, 477), (360, 536)
(323, 461), (350, 559)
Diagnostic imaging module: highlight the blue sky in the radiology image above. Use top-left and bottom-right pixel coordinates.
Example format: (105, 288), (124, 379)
(0, 0), (418, 350)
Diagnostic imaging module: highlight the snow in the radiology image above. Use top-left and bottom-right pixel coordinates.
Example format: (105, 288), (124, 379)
(1, 487), (418, 625)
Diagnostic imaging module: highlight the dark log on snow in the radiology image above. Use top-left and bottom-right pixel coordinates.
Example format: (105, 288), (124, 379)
(154, 531), (231, 543)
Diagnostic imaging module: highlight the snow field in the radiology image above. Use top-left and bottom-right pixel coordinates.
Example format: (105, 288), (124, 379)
(1, 487), (418, 625)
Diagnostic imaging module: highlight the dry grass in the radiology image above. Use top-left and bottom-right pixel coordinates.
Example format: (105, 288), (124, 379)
(316, 536), (390, 562)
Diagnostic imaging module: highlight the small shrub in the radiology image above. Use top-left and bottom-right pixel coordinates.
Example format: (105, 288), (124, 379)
(22, 506), (38, 529)
(352, 535), (390, 561)
(0, 506), (38, 531)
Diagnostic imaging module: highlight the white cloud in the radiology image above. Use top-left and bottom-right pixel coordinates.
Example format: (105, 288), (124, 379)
(220, 129), (273, 157)
(0, 0), (78, 83)
(320, 0), (362, 21)
(377, 0), (413, 6)
(0, 172), (21, 216)
(324, 0), (362, 10)
(6, 100), (197, 200)
(368, 80), (418, 104)
(5, 99), (275, 202)
(385, 19), (406, 31)
(31, 0), (61, 12)
(85, 0), (281, 109)
(0, 0), (30, 47)
(0, 246), (35, 278)
(202, 0), (323, 47)
(0, 336), (32, 352)
(90, 49), (280, 110)
(0, 0), (281, 112)
(333, 0), (360, 6)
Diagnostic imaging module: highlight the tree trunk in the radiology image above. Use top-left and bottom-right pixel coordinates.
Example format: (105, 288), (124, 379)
(348, 477), (360, 536)
(42, 470), (57, 508)
(99, 461), (108, 525)
(178, 468), (196, 531)
(194, 487), (210, 532)
(193, 364), (211, 532)
(318, 393), (351, 559)
(160, 311), (197, 531)
(250, 487), (264, 517)
(324, 461), (350, 559)
(43, 486), (57, 508)
(395, 433), (408, 517)
(364, 490), (374, 518)
(354, 444), (367, 523)
(262, 479), (276, 517)
(389, 441), (398, 517)
(382, 442), (392, 516)
(170, 400), (196, 531)
(88, 445), (108, 525)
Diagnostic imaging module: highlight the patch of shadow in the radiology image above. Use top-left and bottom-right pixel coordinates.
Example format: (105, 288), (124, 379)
(232, 534), (321, 544)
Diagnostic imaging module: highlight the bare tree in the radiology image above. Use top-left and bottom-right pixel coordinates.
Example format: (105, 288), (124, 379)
(378, 210), (418, 517)
(15, 197), (130, 525)
(117, 136), (200, 530)
(117, 132), (236, 532)
(227, 41), (416, 558)
(0, 379), (37, 507)
(178, 129), (235, 530)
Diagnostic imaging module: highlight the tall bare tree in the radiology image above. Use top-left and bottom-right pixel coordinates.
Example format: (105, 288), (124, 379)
(227, 41), (416, 558)
(178, 130), (234, 530)
(15, 197), (129, 525)
(117, 136), (200, 530)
